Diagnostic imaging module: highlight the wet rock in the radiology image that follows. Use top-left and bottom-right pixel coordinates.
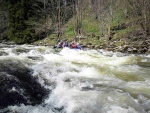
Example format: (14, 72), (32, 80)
(138, 95), (150, 112)
(137, 62), (150, 67)
(91, 45), (95, 49)
(109, 42), (114, 46)
(132, 48), (138, 53)
(87, 42), (92, 45)
(87, 45), (91, 48)
(113, 47), (119, 52)
(82, 44), (87, 48)
(0, 72), (29, 109)
(54, 106), (64, 112)
(94, 45), (100, 49)
(0, 44), (15, 48)
(64, 78), (71, 82)
(28, 56), (43, 61)
(0, 51), (8, 56)
(148, 47), (150, 54)
(132, 37), (138, 41)
(81, 86), (94, 91)
(0, 59), (49, 109)
(139, 41), (148, 46)
(1, 41), (15, 45)
(80, 44), (86, 48)
(99, 46), (103, 49)
(106, 47), (113, 51)
(141, 47), (148, 53)
(127, 48), (132, 53)
(12, 48), (30, 55)
(123, 45), (129, 51)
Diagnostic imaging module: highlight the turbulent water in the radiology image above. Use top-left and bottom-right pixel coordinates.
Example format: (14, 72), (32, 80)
(0, 43), (150, 113)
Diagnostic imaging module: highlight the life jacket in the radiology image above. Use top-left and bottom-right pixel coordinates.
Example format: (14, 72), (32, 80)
(63, 41), (68, 47)
(71, 43), (76, 48)
(76, 45), (82, 49)
(58, 42), (63, 47)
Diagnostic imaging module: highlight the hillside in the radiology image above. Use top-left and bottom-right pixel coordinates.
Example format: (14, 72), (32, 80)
(0, 0), (150, 54)
(34, 0), (150, 54)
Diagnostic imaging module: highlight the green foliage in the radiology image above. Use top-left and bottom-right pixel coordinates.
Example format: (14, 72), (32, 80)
(82, 17), (100, 35)
(4, 0), (37, 44)
(66, 27), (74, 35)
(111, 9), (126, 27)
(1, 0), (149, 45)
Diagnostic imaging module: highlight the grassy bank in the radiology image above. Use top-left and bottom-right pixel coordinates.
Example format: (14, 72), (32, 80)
(33, 2), (149, 54)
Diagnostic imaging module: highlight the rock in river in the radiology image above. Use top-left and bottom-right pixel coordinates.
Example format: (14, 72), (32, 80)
(0, 59), (49, 109)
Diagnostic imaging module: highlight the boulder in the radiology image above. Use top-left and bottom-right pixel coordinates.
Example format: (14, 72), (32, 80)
(132, 37), (138, 41)
(87, 45), (91, 48)
(137, 62), (150, 67)
(12, 48), (30, 55)
(94, 45), (100, 49)
(81, 44), (87, 48)
(0, 51), (8, 56)
(0, 72), (29, 109)
(148, 47), (150, 54)
(91, 45), (95, 49)
(0, 59), (49, 109)
(127, 48), (132, 53)
(109, 42), (114, 46)
(99, 46), (103, 49)
(87, 42), (92, 45)
(123, 45), (129, 51)
(140, 47), (148, 53)
(132, 48), (138, 53)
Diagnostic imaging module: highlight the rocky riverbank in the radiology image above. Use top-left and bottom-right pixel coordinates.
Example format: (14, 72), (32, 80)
(1, 40), (149, 55)
(1, 29), (149, 54)
(33, 32), (150, 54)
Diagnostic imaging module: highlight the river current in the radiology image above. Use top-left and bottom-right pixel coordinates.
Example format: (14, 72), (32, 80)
(0, 44), (150, 113)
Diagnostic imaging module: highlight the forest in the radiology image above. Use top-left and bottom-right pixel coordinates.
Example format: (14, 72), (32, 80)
(0, 0), (150, 53)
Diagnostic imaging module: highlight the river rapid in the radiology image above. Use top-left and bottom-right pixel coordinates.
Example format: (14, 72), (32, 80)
(0, 44), (150, 113)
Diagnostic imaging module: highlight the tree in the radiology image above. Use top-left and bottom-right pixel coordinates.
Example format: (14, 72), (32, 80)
(4, 0), (36, 43)
(73, 0), (91, 36)
(0, 0), (9, 40)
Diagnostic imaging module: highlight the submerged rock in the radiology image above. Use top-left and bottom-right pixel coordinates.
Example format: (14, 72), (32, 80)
(0, 51), (8, 56)
(27, 56), (44, 61)
(137, 62), (150, 67)
(0, 72), (29, 109)
(12, 48), (31, 55)
(0, 59), (49, 109)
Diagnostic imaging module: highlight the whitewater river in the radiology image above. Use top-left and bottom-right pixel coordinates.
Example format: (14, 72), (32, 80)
(0, 44), (150, 113)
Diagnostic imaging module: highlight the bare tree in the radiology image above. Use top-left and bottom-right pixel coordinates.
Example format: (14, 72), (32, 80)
(0, 0), (9, 40)
(124, 0), (150, 35)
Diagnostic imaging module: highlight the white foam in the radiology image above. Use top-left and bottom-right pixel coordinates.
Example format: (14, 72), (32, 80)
(1, 45), (149, 113)
(107, 105), (138, 113)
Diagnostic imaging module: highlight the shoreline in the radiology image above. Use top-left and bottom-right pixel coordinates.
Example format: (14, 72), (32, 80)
(0, 40), (149, 55)
(33, 41), (150, 55)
